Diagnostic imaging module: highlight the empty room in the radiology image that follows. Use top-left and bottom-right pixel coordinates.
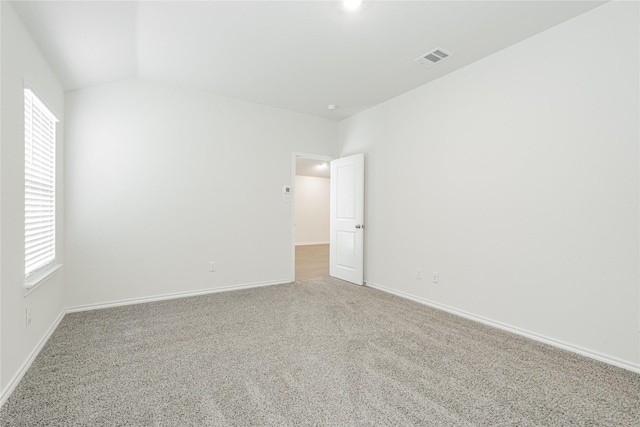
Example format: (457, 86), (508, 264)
(1, 0), (639, 425)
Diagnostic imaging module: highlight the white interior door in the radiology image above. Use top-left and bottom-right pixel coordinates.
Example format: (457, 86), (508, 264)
(330, 153), (364, 285)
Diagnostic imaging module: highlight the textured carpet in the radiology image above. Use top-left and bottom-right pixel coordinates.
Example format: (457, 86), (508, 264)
(1, 278), (639, 426)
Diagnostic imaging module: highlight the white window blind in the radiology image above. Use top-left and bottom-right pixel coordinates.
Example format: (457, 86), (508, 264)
(24, 88), (57, 278)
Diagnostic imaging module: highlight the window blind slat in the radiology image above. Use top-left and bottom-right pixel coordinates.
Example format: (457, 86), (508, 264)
(25, 193), (54, 202)
(24, 88), (56, 278)
(26, 231), (55, 242)
(25, 216), (54, 221)
(25, 187), (54, 196)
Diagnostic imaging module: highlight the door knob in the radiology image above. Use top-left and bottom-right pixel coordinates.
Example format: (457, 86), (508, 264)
(355, 225), (361, 229)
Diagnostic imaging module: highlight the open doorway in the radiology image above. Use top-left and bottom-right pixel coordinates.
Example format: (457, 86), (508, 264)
(292, 154), (332, 281)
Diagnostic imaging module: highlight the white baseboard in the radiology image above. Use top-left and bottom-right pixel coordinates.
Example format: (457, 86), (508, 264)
(1, 310), (66, 407)
(295, 241), (329, 246)
(65, 279), (292, 313)
(365, 281), (640, 374)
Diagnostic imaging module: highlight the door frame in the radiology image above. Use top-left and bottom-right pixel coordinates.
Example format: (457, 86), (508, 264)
(291, 152), (333, 281)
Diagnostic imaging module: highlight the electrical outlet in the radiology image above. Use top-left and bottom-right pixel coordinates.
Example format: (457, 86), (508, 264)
(416, 268), (422, 279)
(209, 261), (216, 272)
(26, 306), (32, 326)
(432, 272), (439, 284)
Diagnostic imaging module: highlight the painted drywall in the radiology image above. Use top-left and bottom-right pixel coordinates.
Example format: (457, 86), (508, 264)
(1, 1), (66, 395)
(65, 78), (337, 308)
(339, 1), (640, 367)
(295, 175), (330, 245)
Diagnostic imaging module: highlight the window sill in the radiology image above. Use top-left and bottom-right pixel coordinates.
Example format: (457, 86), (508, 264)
(24, 264), (63, 297)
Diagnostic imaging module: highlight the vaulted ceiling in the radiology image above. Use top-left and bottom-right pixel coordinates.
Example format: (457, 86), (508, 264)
(12, 1), (605, 120)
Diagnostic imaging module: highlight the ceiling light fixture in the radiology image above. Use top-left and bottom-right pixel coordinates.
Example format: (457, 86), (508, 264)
(343, 0), (363, 11)
(327, 104), (337, 111)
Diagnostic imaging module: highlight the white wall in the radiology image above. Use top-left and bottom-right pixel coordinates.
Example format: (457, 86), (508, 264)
(295, 175), (330, 245)
(65, 78), (337, 308)
(1, 2), (65, 396)
(339, 1), (640, 368)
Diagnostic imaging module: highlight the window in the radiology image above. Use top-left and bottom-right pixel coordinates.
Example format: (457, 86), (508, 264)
(24, 87), (58, 279)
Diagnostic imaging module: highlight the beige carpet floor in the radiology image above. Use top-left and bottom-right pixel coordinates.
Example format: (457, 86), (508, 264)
(1, 277), (639, 426)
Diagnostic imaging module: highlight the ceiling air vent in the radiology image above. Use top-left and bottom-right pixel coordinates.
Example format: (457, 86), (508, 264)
(414, 48), (452, 68)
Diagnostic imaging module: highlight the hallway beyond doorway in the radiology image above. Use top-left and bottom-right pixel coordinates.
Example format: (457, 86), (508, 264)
(295, 244), (329, 281)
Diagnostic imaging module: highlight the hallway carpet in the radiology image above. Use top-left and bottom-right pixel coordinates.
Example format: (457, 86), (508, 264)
(1, 278), (639, 426)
